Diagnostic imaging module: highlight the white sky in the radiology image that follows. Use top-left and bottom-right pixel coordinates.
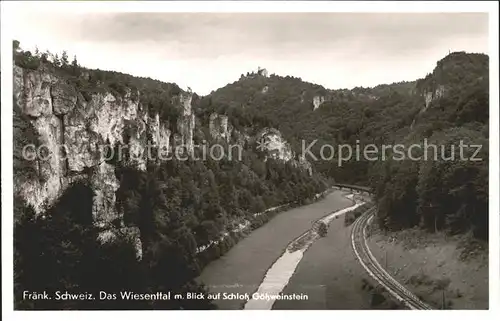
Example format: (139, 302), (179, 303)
(8, 10), (489, 95)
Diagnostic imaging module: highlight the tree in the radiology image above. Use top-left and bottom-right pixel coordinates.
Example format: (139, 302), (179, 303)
(250, 196), (266, 213)
(40, 52), (48, 63)
(318, 222), (328, 237)
(54, 53), (60, 67)
(13, 40), (20, 52)
(61, 50), (69, 66)
(71, 55), (79, 68)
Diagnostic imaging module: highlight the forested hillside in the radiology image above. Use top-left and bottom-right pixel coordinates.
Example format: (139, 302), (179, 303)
(207, 52), (489, 240)
(13, 42), (328, 310)
(372, 53), (489, 240)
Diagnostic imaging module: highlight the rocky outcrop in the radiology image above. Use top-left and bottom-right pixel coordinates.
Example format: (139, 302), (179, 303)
(206, 121), (312, 175)
(410, 84), (447, 130)
(177, 92), (195, 152)
(52, 82), (78, 115)
(209, 113), (233, 142)
(15, 67), (145, 223)
(13, 66), (193, 258)
(257, 128), (294, 162)
(312, 95), (325, 110)
(149, 113), (171, 153)
(256, 128), (312, 175)
(423, 85), (446, 111)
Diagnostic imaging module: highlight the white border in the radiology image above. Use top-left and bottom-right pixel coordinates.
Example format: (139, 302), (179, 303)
(1, 1), (498, 321)
(488, 1), (500, 315)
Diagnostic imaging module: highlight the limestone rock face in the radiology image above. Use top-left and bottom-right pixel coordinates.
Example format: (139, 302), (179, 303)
(18, 68), (55, 117)
(312, 95), (325, 110)
(149, 113), (171, 154)
(13, 66), (190, 258)
(51, 82), (78, 115)
(209, 113), (232, 142)
(180, 92), (192, 116)
(15, 67), (138, 223)
(257, 128), (294, 162)
(64, 122), (101, 173)
(423, 85), (446, 111)
(206, 120), (312, 175)
(257, 128), (290, 160)
(14, 67), (66, 212)
(256, 128), (313, 175)
(410, 84), (447, 130)
(177, 92), (195, 152)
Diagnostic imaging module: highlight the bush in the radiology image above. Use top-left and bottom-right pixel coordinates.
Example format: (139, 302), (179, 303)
(344, 204), (372, 227)
(318, 221), (328, 237)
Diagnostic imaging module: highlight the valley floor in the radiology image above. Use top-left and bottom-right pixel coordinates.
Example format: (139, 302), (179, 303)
(273, 199), (375, 309)
(197, 190), (353, 309)
(366, 225), (489, 309)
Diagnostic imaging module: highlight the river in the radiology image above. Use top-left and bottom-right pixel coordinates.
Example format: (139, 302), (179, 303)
(198, 190), (355, 309)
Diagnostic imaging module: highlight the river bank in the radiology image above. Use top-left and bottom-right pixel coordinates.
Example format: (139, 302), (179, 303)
(244, 198), (363, 309)
(273, 196), (378, 309)
(195, 188), (334, 268)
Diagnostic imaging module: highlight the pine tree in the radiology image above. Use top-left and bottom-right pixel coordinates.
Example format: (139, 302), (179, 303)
(41, 51), (48, 63)
(13, 40), (20, 52)
(61, 50), (69, 66)
(54, 53), (60, 67)
(71, 55), (80, 75)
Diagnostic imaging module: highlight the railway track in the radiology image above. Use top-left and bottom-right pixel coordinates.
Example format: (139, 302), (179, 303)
(351, 207), (433, 310)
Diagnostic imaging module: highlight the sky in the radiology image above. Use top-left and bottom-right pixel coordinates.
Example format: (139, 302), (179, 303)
(9, 11), (489, 95)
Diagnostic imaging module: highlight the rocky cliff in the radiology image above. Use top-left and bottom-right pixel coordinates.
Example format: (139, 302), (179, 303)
(256, 128), (313, 175)
(209, 113), (232, 142)
(13, 63), (316, 258)
(312, 95), (325, 110)
(416, 51), (488, 114)
(13, 65), (199, 258)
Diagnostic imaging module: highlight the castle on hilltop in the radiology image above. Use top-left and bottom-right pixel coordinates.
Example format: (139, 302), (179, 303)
(241, 66), (269, 79)
(257, 66), (268, 77)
